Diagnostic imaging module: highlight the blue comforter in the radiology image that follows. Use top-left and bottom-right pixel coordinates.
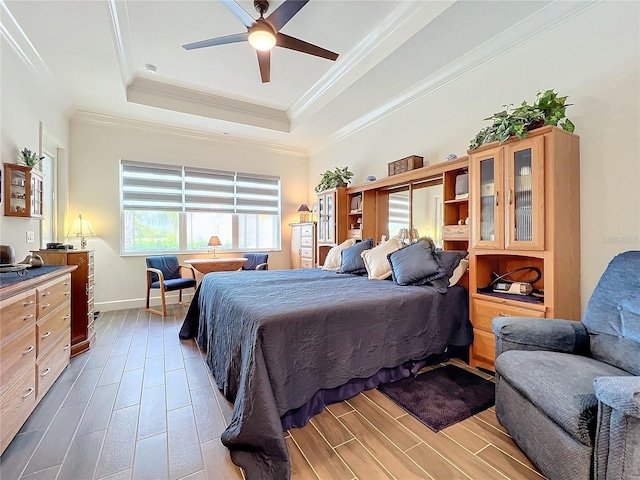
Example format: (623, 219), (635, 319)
(179, 268), (471, 479)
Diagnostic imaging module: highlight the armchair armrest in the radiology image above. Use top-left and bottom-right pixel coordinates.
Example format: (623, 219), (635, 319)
(492, 317), (589, 357)
(146, 267), (165, 289)
(180, 264), (196, 279)
(255, 263), (268, 271)
(594, 376), (640, 418)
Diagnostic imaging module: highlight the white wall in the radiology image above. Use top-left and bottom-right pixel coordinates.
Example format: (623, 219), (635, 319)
(0, 38), (69, 261)
(309, 2), (640, 312)
(69, 118), (309, 311)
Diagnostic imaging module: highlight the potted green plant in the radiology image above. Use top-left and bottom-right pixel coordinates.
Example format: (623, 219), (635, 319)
(314, 167), (354, 193)
(469, 89), (575, 150)
(18, 148), (44, 168)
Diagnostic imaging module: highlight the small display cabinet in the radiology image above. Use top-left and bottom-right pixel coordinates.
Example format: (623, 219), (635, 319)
(3, 164), (43, 218)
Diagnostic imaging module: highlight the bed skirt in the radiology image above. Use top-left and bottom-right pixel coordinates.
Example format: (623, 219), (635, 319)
(281, 345), (468, 430)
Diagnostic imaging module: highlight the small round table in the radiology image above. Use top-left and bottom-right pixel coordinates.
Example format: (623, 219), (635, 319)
(183, 257), (248, 274)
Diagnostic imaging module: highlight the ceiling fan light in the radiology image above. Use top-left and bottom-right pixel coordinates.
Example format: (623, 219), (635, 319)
(248, 30), (276, 51)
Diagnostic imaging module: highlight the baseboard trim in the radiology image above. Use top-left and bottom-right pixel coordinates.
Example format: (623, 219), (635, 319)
(95, 292), (195, 312)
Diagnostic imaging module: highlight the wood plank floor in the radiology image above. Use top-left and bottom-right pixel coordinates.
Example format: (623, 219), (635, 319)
(0, 305), (544, 480)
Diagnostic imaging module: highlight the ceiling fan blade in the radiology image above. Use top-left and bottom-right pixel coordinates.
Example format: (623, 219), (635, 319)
(220, 0), (256, 28)
(266, 0), (309, 32)
(276, 33), (338, 61)
(257, 50), (271, 83)
(182, 32), (249, 50)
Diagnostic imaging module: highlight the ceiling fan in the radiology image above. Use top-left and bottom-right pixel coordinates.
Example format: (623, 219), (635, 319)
(182, 0), (339, 83)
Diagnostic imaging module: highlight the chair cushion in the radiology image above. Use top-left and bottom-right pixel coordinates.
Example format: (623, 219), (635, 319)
(150, 277), (196, 291)
(495, 350), (631, 446)
(146, 256), (182, 281)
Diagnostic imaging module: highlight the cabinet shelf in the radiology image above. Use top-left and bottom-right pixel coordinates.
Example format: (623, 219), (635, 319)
(444, 198), (469, 205)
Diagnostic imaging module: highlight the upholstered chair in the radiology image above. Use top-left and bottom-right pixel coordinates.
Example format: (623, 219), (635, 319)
(241, 253), (268, 270)
(492, 251), (640, 480)
(145, 255), (197, 316)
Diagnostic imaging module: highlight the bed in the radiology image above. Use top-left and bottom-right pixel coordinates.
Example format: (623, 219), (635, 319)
(179, 267), (472, 480)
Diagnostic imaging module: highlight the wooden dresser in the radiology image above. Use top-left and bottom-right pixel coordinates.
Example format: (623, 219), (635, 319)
(33, 250), (95, 356)
(1, 265), (76, 454)
(290, 222), (316, 268)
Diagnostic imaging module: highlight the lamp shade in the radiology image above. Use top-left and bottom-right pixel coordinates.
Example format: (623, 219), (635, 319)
(208, 236), (222, 247)
(297, 204), (310, 213)
(67, 214), (96, 250)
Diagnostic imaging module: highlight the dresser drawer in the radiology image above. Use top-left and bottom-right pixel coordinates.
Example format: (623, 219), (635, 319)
(37, 300), (71, 357)
(301, 236), (313, 247)
(300, 259), (314, 269)
(88, 261), (95, 278)
(301, 225), (314, 237)
(36, 275), (71, 319)
(36, 329), (70, 401)
(0, 366), (36, 454)
(472, 298), (545, 332)
(0, 326), (36, 396)
(347, 229), (362, 240)
(300, 247), (313, 259)
(0, 291), (36, 346)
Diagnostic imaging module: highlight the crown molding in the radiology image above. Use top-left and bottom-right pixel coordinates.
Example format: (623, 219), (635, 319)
(72, 110), (307, 158)
(288, 1), (456, 130)
(127, 76), (291, 132)
(0, 0), (74, 114)
(107, 0), (135, 90)
(308, 0), (599, 156)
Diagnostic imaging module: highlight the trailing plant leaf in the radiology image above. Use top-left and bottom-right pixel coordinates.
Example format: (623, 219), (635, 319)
(469, 89), (575, 150)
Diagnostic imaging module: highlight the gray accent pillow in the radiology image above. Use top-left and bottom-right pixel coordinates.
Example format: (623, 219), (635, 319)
(430, 250), (469, 292)
(338, 239), (374, 275)
(387, 239), (445, 286)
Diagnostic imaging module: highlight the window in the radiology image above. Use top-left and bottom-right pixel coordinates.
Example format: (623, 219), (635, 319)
(120, 160), (280, 255)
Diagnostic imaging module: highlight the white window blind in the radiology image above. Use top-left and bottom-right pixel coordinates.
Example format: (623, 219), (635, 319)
(121, 160), (280, 215)
(235, 172), (280, 215)
(121, 161), (183, 211)
(184, 166), (235, 213)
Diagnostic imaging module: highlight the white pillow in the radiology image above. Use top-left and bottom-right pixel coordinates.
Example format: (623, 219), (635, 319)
(322, 239), (356, 271)
(449, 258), (469, 286)
(361, 237), (403, 280)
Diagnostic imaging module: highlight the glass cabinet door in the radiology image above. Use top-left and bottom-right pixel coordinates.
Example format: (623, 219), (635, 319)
(317, 194), (326, 242)
(505, 136), (545, 250)
(471, 146), (504, 249)
(326, 192), (335, 244)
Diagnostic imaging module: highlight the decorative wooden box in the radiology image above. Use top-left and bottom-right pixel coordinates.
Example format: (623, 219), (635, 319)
(388, 155), (424, 176)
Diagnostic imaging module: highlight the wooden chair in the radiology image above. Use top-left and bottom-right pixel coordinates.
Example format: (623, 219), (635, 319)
(145, 255), (196, 316)
(241, 253), (269, 270)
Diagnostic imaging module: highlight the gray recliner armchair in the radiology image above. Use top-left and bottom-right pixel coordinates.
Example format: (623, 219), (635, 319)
(492, 251), (640, 480)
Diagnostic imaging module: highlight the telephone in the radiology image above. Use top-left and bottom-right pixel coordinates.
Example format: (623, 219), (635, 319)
(486, 266), (541, 296)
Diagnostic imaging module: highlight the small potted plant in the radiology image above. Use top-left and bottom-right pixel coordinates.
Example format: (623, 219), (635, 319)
(469, 89), (575, 150)
(18, 148), (44, 168)
(315, 167), (354, 193)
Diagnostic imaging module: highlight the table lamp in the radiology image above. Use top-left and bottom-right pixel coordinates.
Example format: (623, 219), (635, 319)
(208, 236), (222, 258)
(67, 214), (96, 250)
(297, 204), (310, 223)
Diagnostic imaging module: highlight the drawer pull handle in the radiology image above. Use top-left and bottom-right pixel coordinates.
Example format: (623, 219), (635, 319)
(23, 314), (34, 321)
(498, 313), (508, 316)
(42, 292), (51, 297)
(42, 303), (51, 309)
(22, 387), (35, 398)
(41, 331), (52, 338)
(64, 292), (71, 296)
(63, 314), (71, 319)
(64, 282), (70, 286)
(23, 300), (35, 306)
(63, 344), (71, 351)
(23, 345), (35, 355)
(41, 367), (52, 377)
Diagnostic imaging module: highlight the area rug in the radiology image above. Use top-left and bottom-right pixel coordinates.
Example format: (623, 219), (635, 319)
(377, 364), (495, 432)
